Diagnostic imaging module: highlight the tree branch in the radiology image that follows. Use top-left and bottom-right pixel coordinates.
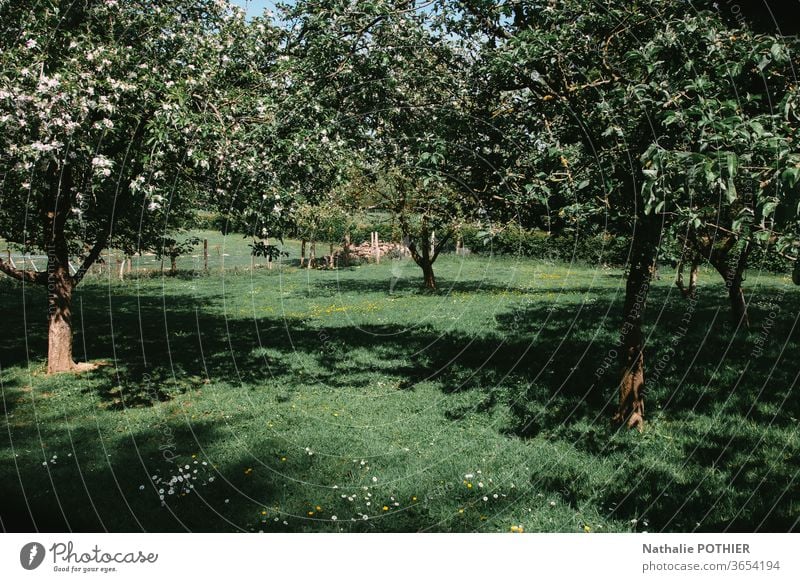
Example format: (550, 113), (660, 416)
(72, 233), (109, 286)
(0, 259), (46, 284)
(431, 231), (451, 263)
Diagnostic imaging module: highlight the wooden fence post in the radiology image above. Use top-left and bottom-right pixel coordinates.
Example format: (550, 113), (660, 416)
(372, 231), (381, 264)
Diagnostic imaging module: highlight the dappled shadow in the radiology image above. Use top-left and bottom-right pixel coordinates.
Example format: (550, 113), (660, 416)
(1, 277), (622, 408)
(0, 418), (301, 532)
(309, 274), (534, 297)
(3, 279), (799, 427)
(493, 283), (800, 427)
(1, 276), (799, 532)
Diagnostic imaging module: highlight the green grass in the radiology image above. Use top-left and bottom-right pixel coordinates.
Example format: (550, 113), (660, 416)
(1, 243), (799, 532)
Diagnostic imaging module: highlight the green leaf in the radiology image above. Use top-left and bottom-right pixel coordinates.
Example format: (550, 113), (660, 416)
(761, 200), (778, 219)
(726, 152), (738, 179)
(726, 179), (737, 203)
(781, 167), (800, 188)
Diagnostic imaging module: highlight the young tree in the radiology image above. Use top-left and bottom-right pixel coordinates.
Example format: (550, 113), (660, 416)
(379, 169), (469, 290)
(154, 235), (201, 276)
(280, 0), (483, 288)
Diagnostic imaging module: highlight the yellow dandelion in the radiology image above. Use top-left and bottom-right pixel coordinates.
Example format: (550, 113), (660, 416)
(308, 511), (314, 516)
(261, 511), (267, 516)
(458, 508), (464, 514)
(244, 467), (253, 475)
(411, 496), (417, 502)
(280, 457), (286, 462)
(583, 524), (591, 533)
(382, 506), (389, 511)
(466, 482), (472, 489)
(316, 505), (322, 511)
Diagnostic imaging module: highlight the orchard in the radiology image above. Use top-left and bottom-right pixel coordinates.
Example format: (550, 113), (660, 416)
(1, 0), (798, 534)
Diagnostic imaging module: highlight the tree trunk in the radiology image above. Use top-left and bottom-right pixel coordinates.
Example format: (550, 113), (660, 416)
(329, 242), (335, 269)
(690, 233), (750, 327)
(308, 241), (316, 269)
(728, 275), (749, 328)
(613, 222), (658, 430)
(421, 260), (436, 290)
(728, 243), (750, 328)
(688, 257), (699, 297)
(47, 251), (76, 374)
(343, 233), (351, 266)
(300, 239), (306, 268)
(414, 231), (437, 290)
(170, 256), (177, 275)
(676, 253), (700, 299)
(707, 242), (750, 328)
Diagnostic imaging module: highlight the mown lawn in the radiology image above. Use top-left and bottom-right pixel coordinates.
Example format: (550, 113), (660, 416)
(1, 238), (798, 532)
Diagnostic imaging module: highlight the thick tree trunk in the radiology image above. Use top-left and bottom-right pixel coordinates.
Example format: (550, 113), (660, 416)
(47, 252), (76, 374)
(613, 222), (658, 430)
(329, 242), (335, 269)
(170, 256), (178, 275)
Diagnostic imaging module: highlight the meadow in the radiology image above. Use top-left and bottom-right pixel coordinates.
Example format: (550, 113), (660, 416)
(1, 232), (798, 532)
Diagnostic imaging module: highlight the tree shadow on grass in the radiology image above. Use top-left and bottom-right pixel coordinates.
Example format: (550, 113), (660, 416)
(0, 417), (311, 532)
(1, 279), (798, 532)
(490, 283), (800, 532)
(4, 279), (799, 426)
(312, 276), (529, 297)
